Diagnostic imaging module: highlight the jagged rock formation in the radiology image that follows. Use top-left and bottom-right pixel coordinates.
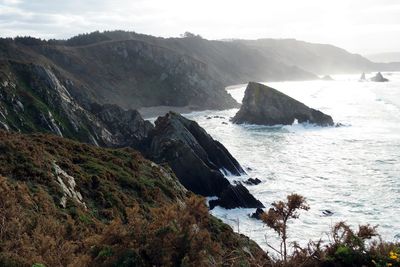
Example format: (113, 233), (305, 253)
(233, 82), (334, 126)
(0, 130), (269, 266)
(90, 103), (153, 149)
(359, 72), (367, 82)
(371, 72), (389, 82)
(146, 112), (263, 209)
(0, 61), (156, 148)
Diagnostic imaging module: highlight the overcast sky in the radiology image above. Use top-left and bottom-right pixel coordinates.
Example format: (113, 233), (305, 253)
(0, 0), (399, 54)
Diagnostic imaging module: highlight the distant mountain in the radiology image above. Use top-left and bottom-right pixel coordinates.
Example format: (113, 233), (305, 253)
(234, 38), (400, 75)
(1, 31), (399, 113)
(366, 52), (400, 63)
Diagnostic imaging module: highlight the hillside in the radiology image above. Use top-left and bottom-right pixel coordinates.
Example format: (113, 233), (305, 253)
(0, 130), (269, 267)
(2, 31), (398, 112)
(234, 38), (400, 75)
(0, 36), (238, 111)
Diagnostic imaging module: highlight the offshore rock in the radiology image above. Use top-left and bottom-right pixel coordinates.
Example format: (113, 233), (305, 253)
(371, 72), (389, 82)
(232, 82), (334, 126)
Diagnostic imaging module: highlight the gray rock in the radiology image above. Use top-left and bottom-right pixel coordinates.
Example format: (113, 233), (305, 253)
(243, 177), (262, 185)
(147, 112), (248, 198)
(232, 82), (334, 126)
(90, 103), (153, 149)
(209, 183), (265, 210)
(359, 72), (367, 82)
(371, 72), (389, 82)
(250, 208), (265, 220)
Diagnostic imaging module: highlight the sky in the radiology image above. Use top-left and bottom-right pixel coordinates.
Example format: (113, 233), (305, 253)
(0, 0), (399, 55)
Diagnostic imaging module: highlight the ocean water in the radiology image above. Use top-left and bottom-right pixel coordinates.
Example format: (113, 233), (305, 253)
(183, 72), (400, 252)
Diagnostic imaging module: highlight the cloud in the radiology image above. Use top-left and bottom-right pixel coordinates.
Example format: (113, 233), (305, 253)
(0, 0), (399, 53)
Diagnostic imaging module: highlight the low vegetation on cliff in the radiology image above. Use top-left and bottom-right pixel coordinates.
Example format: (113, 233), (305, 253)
(0, 130), (269, 267)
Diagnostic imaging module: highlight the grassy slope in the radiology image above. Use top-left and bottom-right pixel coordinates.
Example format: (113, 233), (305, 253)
(0, 130), (269, 267)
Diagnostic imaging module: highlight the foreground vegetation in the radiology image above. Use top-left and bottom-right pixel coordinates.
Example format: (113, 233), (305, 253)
(0, 130), (268, 267)
(261, 194), (400, 267)
(0, 130), (398, 266)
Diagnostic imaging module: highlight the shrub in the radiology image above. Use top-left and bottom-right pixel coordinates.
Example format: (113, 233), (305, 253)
(261, 193), (309, 262)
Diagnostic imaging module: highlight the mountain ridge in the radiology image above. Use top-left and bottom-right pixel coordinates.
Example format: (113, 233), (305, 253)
(3, 31), (398, 112)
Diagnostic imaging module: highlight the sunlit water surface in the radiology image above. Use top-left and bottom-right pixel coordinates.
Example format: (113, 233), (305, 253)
(182, 73), (400, 252)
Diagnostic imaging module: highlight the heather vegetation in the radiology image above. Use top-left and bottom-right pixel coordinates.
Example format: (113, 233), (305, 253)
(0, 130), (269, 267)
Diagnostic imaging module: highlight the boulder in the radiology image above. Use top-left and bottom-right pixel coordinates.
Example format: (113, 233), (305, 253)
(371, 72), (389, 82)
(209, 183), (265, 210)
(243, 177), (262, 185)
(232, 82), (334, 126)
(148, 112), (249, 198)
(250, 208), (265, 220)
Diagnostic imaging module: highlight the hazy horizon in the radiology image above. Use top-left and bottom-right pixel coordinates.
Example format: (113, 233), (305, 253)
(1, 0), (400, 55)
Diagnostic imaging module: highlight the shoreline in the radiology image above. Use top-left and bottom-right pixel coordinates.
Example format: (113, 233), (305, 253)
(138, 105), (204, 119)
(139, 84), (245, 119)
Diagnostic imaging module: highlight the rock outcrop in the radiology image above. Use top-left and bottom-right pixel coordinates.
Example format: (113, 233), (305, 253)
(232, 82), (334, 126)
(147, 112), (263, 209)
(371, 72), (389, 82)
(90, 103), (154, 149)
(250, 208), (266, 220)
(209, 183), (264, 210)
(359, 72), (367, 82)
(244, 177), (262, 185)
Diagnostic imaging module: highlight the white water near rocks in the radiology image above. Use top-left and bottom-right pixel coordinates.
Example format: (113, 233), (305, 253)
(183, 72), (400, 252)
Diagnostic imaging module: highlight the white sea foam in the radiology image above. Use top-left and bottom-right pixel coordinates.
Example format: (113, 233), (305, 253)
(187, 72), (400, 252)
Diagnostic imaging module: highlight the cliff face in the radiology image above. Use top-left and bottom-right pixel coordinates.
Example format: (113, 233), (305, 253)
(0, 61), (154, 147)
(233, 82), (334, 126)
(0, 37), (239, 111)
(0, 130), (269, 267)
(0, 60), (263, 210)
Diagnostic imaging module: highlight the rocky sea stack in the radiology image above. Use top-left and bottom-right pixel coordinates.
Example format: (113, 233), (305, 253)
(371, 72), (389, 82)
(232, 82), (334, 126)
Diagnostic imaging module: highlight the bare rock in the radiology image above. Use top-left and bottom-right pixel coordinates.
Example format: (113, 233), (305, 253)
(232, 82), (334, 126)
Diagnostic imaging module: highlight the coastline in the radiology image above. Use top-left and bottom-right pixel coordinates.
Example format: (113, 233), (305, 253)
(139, 84), (245, 119)
(138, 105), (203, 119)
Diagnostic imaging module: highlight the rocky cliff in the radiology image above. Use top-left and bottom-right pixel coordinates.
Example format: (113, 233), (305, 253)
(233, 82), (334, 126)
(146, 112), (264, 209)
(0, 37), (238, 111)
(0, 60), (262, 209)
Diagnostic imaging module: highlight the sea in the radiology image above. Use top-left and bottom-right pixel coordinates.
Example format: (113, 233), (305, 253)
(182, 72), (400, 253)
